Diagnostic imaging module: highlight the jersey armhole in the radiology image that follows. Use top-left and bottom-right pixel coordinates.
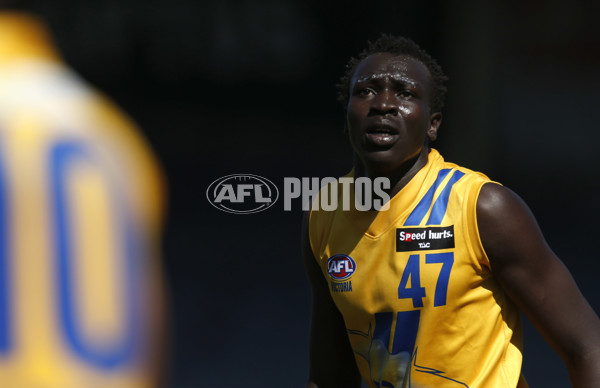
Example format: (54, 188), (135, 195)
(463, 179), (502, 271)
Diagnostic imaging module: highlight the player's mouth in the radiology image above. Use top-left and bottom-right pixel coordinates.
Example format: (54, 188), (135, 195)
(365, 124), (399, 147)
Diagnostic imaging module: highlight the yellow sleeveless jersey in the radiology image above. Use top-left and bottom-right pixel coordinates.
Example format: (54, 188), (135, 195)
(0, 13), (166, 388)
(310, 149), (527, 388)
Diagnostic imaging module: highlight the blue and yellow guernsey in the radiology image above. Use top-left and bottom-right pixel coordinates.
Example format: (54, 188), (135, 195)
(310, 149), (528, 388)
(0, 13), (166, 388)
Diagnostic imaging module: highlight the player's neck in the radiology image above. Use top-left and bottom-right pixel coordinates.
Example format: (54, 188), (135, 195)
(354, 147), (429, 198)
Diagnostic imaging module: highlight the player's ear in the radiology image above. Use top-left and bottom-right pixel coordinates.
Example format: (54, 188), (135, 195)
(427, 112), (442, 141)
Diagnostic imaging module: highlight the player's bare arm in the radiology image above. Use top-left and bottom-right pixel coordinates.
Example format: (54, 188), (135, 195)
(302, 212), (362, 388)
(477, 182), (600, 388)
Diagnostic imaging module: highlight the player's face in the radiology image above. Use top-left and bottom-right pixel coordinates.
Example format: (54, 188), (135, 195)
(346, 53), (440, 175)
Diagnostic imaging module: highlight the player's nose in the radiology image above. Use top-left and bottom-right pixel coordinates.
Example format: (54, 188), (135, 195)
(369, 91), (398, 116)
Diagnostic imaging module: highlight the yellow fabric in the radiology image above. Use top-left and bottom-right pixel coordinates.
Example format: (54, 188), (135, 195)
(0, 13), (60, 64)
(310, 149), (527, 388)
(0, 13), (165, 388)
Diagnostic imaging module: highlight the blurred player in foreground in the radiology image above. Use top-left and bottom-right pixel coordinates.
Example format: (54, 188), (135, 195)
(0, 4), (168, 388)
(304, 35), (600, 387)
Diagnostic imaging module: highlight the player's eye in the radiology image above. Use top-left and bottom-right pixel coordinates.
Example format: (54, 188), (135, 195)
(356, 88), (375, 97)
(398, 90), (414, 98)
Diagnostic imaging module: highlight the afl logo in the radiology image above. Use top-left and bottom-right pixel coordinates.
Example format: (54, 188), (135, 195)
(327, 254), (356, 280)
(206, 174), (279, 214)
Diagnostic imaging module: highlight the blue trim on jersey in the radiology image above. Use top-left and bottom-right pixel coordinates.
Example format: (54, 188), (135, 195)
(391, 310), (420, 354)
(372, 310), (421, 387)
(373, 310), (421, 354)
(373, 312), (394, 350)
(426, 170), (465, 225)
(412, 347), (470, 387)
(50, 141), (139, 370)
(0, 138), (10, 355)
(404, 169), (452, 226)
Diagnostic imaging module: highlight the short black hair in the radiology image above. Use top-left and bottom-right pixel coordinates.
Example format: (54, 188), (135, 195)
(337, 34), (448, 113)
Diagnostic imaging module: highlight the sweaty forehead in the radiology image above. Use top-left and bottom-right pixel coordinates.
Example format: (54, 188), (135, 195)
(351, 53), (431, 88)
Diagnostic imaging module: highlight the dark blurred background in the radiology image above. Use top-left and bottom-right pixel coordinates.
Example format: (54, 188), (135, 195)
(26, 0), (600, 386)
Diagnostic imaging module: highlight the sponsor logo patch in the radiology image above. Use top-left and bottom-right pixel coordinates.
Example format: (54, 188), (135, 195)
(327, 255), (355, 293)
(327, 254), (356, 280)
(396, 226), (455, 251)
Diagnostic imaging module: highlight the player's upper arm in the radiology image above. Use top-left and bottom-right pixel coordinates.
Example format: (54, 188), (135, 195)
(477, 183), (600, 384)
(302, 212), (361, 388)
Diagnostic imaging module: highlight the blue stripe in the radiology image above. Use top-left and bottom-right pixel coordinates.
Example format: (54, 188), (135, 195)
(404, 169), (452, 226)
(373, 312), (394, 350)
(426, 171), (465, 225)
(51, 141), (139, 370)
(391, 310), (420, 355)
(413, 347), (470, 387)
